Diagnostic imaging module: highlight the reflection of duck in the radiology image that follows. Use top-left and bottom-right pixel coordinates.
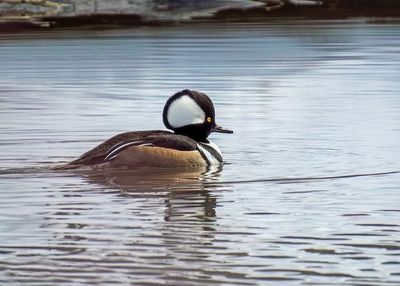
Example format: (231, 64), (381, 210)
(82, 167), (220, 192)
(56, 90), (232, 170)
(164, 191), (217, 222)
(79, 167), (225, 232)
(38, 168), (227, 272)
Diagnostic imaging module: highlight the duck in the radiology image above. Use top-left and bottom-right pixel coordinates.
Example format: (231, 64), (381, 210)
(56, 89), (233, 170)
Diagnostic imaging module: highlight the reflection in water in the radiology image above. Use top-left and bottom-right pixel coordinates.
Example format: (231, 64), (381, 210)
(21, 169), (231, 285)
(82, 167), (222, 260)
(79, 167), (221, 232)
(164, 191), (217, 222)
(80, 167), (210, 190)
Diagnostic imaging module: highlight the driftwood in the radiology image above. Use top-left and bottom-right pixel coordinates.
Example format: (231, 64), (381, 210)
(0, 0), (276, 26)
(0, 0), (288, 28)
(0, 0), (67, 16)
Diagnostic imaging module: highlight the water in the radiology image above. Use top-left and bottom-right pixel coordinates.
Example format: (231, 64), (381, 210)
(1, 19), (400, 285)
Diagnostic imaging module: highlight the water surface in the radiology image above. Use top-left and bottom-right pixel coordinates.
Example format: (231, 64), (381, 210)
(1, 20), (400, 285)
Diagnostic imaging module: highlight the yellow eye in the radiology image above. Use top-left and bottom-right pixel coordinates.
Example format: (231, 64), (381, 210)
(207, 117), (212, 123)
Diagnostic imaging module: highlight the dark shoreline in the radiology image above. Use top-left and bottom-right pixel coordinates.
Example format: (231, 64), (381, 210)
(215, 5), (400, 20)
(1, 5), (400, 32)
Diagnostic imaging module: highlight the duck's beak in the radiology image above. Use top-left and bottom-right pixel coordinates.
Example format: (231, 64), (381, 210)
(212, 125), (233, 134)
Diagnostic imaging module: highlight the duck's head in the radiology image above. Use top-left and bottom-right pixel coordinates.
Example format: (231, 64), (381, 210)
(163, 89), (233, 142)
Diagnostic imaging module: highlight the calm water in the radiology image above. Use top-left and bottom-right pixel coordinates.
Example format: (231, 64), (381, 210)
(1, 20), (400, 285)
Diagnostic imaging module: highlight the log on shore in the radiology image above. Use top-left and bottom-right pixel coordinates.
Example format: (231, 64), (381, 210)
(0, 0), (270, 27)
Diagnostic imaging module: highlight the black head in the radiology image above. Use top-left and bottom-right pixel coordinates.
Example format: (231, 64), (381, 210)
(162, 89), (233, 142)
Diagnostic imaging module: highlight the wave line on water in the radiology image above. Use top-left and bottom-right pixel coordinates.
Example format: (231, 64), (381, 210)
(205, 170), (400, 185)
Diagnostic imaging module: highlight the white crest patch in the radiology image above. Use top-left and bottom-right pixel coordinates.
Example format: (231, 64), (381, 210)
(167, 95), (205, 128)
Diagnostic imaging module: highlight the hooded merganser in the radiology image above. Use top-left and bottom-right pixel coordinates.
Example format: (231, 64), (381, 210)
(57, 89), (233, 170)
